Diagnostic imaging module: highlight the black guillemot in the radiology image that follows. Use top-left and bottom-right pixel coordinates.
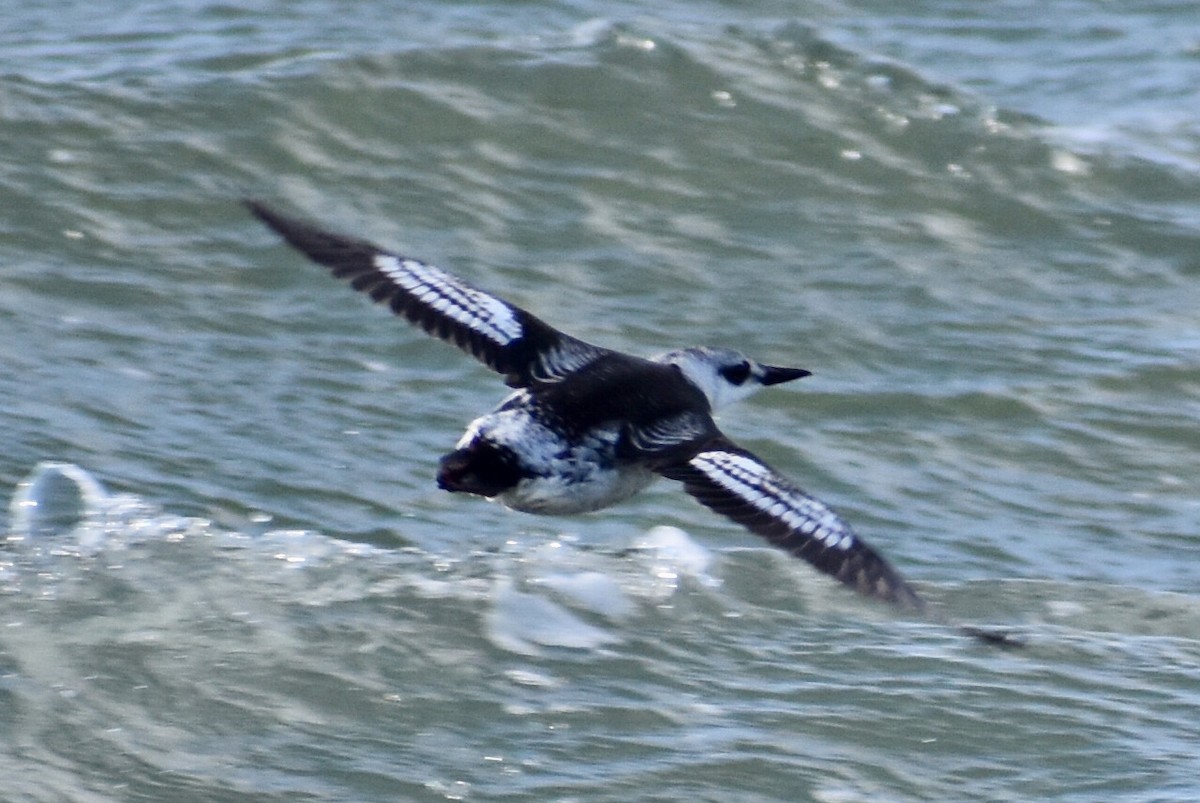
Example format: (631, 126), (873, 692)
(247, 201), (946, 615)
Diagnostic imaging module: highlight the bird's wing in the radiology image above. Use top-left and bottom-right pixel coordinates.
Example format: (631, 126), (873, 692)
(246, 201), (610, 388)
(656, 437), (925, 609)
(618, 409), (721, 465)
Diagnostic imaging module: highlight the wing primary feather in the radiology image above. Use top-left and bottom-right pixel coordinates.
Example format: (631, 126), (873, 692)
(658, 440), (925, 610)
(659, 440), (1026, 646)
(245, 200), (609, 387)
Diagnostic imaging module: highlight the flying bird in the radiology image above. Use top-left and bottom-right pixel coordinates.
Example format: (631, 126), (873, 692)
(246, 200), (1018, 643)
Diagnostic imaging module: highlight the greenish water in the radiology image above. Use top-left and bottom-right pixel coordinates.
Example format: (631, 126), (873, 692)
(3, 2), (1199, 800)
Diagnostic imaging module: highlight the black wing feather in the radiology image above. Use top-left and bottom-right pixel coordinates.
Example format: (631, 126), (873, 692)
(658, 438), (925, 610)
(246, 201), (608, 388)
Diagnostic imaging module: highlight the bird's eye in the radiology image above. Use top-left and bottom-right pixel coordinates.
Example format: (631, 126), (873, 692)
(719, 361), (751, 386)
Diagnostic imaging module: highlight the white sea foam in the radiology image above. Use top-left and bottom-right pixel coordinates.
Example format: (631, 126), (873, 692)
(485, 576), (620, 656)
(7, 461), (179, 550)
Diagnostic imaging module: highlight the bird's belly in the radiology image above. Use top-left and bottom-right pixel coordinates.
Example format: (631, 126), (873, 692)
(498, 465), (656, 515)
(459, 406), (656, 515)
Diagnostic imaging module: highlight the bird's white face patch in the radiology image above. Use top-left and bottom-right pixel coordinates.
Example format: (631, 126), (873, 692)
(693, 451), (854, 551)
(374, 254), (524, 345)
(657, 348), (763, 410)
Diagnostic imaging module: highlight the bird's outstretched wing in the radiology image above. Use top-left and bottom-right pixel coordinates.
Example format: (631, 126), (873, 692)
(246, 201), (610, 388)
(657, 438), (925, 609)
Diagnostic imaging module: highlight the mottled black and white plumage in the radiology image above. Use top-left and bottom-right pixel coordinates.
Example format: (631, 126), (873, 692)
(246, 201), (924, 610)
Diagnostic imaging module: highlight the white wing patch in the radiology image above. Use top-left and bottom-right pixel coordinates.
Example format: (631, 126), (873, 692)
(374, 254), (524, 345)
(691, 450), (854, 551)
(625, 412), (714, 455)
(532, 341), (605, 383)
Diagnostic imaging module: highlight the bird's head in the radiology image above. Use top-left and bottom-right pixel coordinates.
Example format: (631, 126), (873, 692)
(657, 346), (810, 410)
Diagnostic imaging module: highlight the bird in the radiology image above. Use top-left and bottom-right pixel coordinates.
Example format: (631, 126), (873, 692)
(245, 200), (1016, 640)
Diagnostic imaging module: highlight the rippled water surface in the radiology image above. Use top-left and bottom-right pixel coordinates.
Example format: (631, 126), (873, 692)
(3, 2), (1199, 800)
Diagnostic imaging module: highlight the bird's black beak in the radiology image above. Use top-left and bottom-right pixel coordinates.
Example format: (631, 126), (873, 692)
(760, 365), (811, 386)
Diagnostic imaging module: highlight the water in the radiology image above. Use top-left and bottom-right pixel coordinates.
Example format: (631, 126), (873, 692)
(3, 1), (1199, 800)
